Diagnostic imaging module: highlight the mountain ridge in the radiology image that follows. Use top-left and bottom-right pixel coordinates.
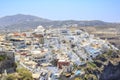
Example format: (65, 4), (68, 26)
(0, 14), (120, 31)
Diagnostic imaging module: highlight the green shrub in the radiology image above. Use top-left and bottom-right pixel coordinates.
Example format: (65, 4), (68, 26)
(0, 55), (6, 61)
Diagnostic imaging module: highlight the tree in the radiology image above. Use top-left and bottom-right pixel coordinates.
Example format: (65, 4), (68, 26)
(84, 74), (97, 80)
(0, 55), (6, 61)
(17, 68), (33, 80)
(6, 74), (18, 80)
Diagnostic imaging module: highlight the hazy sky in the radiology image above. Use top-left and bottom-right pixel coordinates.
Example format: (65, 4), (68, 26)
(0, 0), (120, 22)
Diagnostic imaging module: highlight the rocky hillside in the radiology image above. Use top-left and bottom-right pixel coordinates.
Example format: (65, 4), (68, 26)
(75, 50), (120, 80)
(99, 50), (120, 80)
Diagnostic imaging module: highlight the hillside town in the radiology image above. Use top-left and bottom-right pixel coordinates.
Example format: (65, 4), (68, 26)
(0, 26), (118, 80)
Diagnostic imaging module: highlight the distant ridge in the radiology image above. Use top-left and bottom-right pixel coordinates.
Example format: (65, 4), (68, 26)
(0, 14), (51, 27)
(0, 14), (119, 31)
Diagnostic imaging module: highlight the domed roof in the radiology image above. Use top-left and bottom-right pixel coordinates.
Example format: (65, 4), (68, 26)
(37, 25), (44, 29)
(34, 25), (45, 33)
